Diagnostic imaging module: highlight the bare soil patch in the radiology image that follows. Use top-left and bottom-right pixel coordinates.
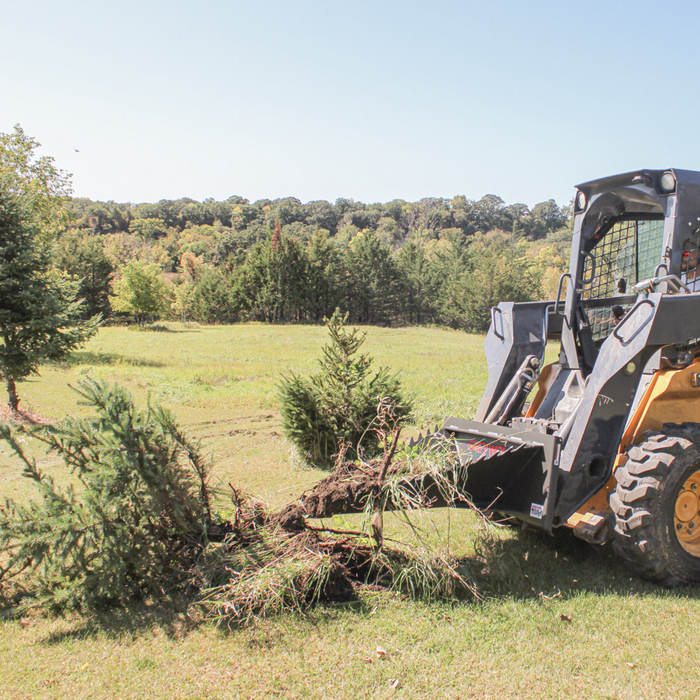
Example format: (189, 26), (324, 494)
(0, 404), (53, 426)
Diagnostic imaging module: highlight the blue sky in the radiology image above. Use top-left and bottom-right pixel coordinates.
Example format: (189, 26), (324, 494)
(2, 0), (699, 207)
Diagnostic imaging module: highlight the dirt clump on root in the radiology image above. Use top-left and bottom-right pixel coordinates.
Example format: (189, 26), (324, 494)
(278, 448), (469, 530)
(278, 429), (407, 529)
(277, 458), (399, 529)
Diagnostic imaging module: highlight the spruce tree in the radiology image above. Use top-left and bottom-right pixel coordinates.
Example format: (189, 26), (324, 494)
(279, 310), (412, 468)
(0, 379), (212, 609)
(0, 185), (100, 410)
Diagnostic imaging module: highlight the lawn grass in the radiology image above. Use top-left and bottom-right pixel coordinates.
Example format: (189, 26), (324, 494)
(1, 323), (699, 699)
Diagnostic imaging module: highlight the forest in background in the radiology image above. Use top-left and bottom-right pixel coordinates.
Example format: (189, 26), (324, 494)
(57, 191), (573, 331)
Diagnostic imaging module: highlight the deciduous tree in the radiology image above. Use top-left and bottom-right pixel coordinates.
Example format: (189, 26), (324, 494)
(111, 260), (170, 325)
(0, 124), (72, 237)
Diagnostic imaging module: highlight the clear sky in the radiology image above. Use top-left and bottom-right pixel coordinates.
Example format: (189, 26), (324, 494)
(2, 0), (699, 208)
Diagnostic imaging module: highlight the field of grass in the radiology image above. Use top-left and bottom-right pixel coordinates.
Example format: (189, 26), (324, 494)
(1, 323), (699, 699)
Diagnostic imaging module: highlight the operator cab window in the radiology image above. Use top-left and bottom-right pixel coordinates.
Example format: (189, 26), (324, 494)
(581, 217), (664, 342)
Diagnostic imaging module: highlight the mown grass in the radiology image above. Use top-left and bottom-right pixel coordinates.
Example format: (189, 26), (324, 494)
(1, 323), (699, 699)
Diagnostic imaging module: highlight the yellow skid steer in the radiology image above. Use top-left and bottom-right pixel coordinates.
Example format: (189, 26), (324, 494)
(423, 169), (700, 585)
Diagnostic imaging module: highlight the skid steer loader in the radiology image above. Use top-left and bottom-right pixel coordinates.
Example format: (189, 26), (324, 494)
(429, 168), (700, 586)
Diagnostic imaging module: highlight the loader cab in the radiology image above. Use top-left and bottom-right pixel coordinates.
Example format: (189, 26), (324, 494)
(476, 169), (700, 429)
(566, 171), (678, 374)
(579, 216), (664, 344)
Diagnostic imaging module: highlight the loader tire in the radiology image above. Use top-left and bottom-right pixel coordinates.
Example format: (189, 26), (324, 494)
(610, 423), (700, 587)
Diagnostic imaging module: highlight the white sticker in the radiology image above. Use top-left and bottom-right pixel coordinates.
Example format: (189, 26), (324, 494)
(530, 503), (544, 519)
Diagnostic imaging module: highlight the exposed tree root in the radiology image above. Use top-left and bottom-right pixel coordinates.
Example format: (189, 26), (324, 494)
(199, 436), (483, 626)
(277, 452), (471, 529)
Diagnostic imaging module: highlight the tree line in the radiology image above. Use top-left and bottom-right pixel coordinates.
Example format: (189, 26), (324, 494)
(0, 123), (573, 409)
(57, 175), (572, 331)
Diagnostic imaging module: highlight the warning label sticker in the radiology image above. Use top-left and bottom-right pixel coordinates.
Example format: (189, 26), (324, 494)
(530, 503), (544, 519)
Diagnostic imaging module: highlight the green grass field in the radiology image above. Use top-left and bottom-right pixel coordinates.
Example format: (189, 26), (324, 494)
(1, 323), (699, 700)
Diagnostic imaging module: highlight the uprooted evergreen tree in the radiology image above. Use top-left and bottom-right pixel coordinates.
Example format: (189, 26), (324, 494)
(0, 379), (212, 609)
(0, 378), (486, 622)
(278, 310), (412, 468)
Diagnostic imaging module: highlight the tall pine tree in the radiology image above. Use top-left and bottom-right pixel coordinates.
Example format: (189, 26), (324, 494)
(0, 185), (99, 410)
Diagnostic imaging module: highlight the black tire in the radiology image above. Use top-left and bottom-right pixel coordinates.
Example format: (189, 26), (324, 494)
(610, 422), (700, 586)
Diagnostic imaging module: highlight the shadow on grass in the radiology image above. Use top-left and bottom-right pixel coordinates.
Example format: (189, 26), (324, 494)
(19, 528), (700, 646)
(38, 597), (201, 646)
(68, 351), (167, 368)
(124, 324), (202, 334)
(35, 595), (373, 644)
(0, 404), (53, 426)
(473, 526), (700, 602)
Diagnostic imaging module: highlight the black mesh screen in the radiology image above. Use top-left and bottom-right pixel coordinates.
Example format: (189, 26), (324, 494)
(581, 218), (664, 341)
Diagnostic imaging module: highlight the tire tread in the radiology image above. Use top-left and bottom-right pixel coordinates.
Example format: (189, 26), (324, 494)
(611, 422), (700, 586)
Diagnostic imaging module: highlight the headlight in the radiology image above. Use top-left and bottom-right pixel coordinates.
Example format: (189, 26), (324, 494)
(659, 171), (676, 193)
(576, 190), (587, 211)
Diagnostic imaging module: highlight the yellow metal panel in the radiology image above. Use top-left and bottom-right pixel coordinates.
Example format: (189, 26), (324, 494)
(621, 357), (700, 450)
(525, 362), (561, 418)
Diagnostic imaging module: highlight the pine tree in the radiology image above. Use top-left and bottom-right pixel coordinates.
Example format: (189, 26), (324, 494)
(279, 310), (412, 468)
(0, 379), (212, 609)
(54, 230), (116, 318)
(236, 226), (309, 322)
(306, 230), (344, 322)
(343, 231), (399, 325)
(458, 231), (538, 331)
(0, 185), (100, 410)
(395, 238), (438, 325)
(190, 267), (238, 323)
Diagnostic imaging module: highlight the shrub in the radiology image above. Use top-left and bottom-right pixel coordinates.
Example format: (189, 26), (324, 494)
(278, 310), (412, 468)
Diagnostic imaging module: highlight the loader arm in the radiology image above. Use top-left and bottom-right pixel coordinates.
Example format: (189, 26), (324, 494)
(555, 292), (700, 520)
